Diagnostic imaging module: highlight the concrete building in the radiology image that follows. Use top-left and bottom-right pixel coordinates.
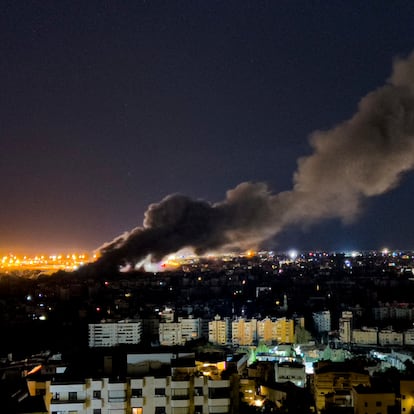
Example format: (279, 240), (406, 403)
(159, 322), (183, 346)
(352, 384), (396, 414)
(378, 328), (403, 346)
(400, 379), (414, 414)
(220, 316), (295, 347)
(28, 354), (235, 414)
(88, 320), (142, 347)
(159, 316), (202, 346)
(403, 328), (414, 346)
(273, 317), (295, 344)
(312, 311), (331, 334)
(275, 361), (306, 387)
(256, 317), (275, 345)
(209, 315), (231, 346)
(180, 316), (202, 343)
(339, 311), (353, 344)
(313, 361), (370, 413)
(231, 318), (258, 346)
(352, 327), (378, 346)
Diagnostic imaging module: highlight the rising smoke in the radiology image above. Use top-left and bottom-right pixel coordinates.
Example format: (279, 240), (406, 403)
(98, 51), (414, 268)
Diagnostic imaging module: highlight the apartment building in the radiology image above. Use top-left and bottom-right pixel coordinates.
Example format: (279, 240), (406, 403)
(27, 355), (234, 414)
(352, 327), (378, 346)
(256, 317), (294, 345)
(313, 361), (370, 413)
(209, 315), (231, 346)
(231, 318), (258, 346)
(218, 316), (295, 347)
(275, 361), (306, 387)
(378, 329), (403, 346)
(88, 320), (143, 347)
(400, 379), (414, 414)
(338, 311), (353, 344)
(159, 316), (202, 346)
(312, 310), (331, 334)
(352, 384), (396, 414)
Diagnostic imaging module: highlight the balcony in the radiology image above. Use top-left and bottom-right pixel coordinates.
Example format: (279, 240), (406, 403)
(107, 397), (127, 410)
(131, 396), (144, 407)
(171, 395), (189, 400)
(154, 396), (168, 405)
(194, 395), (204, 405)
(170, 380), (190, 388)
(208, 398), (231, 407)
(50, 400), (86, 411)
(208, 405), (230, 413)
(170, 398), (190, 408)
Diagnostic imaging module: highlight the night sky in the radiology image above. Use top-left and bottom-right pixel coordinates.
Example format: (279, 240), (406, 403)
(2, 1), (414, 255)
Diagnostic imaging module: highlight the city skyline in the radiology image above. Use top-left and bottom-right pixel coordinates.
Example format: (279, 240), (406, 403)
(2, 2), (414, 255)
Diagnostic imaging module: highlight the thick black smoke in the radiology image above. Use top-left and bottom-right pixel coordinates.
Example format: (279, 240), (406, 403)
(98, 51), (414, 267)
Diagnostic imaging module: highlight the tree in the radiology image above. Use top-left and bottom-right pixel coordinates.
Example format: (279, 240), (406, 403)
(295, 325), (312, 344)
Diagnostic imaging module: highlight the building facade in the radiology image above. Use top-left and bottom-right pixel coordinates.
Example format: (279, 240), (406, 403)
(88, 320), (142, 348)
(231, 318), (258, 346)
(339, 311), (353, 344)
(159, 316), (202, 346)
(209, 315), (231, 346)
(312, 311), (331, 334)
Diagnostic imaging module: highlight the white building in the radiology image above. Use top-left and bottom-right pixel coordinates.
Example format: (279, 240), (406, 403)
(159, 322), (183, 346)
(180, 316), (202, 343)
(88, 320), (142, 347)
(275, 361), (306, 387)
(312, 311), (331, 334)
(352, 327), (378, 345)
(28, 355), (233, 414)
(378, 328), (403, 346)
(339, 311), (353, 344)
(404, 328), (414, 346)
(159, 316), (202, 346)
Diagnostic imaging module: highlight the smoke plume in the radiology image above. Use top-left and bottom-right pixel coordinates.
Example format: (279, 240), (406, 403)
(98, 51), (414, 267)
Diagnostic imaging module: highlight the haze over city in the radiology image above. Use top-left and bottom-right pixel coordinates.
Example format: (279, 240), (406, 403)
(2, 2), (414, 256)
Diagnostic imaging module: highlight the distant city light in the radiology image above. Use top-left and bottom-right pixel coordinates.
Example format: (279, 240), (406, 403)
(289, 249), (298, 260)
(0, 252), (93, 272)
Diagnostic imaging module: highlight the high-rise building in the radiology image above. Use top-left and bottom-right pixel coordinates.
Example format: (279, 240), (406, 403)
(180, 315), (202, 343)
(232, 318), (257, 346)
(273, 317), (295, 344)
(159, 322), (183, 346)
(159, 316), (202, 346)
(257, 317), (295, 344)
(257, 317), (274, 344)
(339, 311), (353, 343)
(209, 315), (231, 345)
(88, 320), (142, 347)
(27, 354), (235, 414)
(312, 311), (331, 334)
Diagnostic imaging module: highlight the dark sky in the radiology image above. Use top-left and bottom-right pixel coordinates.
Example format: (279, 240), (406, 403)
(2, 1), (414, 254)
